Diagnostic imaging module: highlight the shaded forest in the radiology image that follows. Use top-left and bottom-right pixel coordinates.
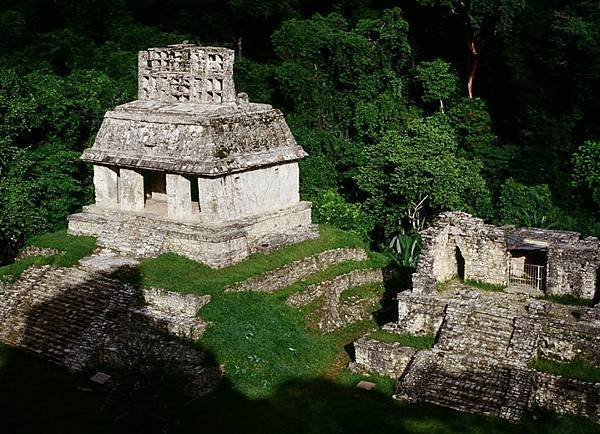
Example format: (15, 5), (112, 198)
(0, 0), (599, 264)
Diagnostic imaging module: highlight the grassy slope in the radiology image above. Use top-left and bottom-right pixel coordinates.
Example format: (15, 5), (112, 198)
(1, 226), (598, 432)
(529, 358), (600, 382)
(0, 230), (96, 283)
(136, 225), (389, 398)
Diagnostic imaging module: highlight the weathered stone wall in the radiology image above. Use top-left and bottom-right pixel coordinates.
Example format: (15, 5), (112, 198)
(536, 316), (600, 365)
(68, 202), (316, 268)
(531, 373), (600, 422)
(227, 248), (368, 293)
(350, 338), (416, 378)
(142, 287), (210, 317)
(286, 268), (386, 332)
(197, 162), (300, 221)
(412, 211), (599, 298)
(412, 212), (510, 294)
(546, 241), (599, 299)
(395, 292), (447, 336)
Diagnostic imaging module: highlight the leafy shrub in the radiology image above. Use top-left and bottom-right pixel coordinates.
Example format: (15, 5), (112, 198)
(312, 190), (374, 240)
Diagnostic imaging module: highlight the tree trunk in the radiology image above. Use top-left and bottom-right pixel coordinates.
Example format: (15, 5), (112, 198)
(467, 37), (478, 98)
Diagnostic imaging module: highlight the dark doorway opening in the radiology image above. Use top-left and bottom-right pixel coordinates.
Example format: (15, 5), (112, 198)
(508, 248), (548, 292)
(455, 247), (465, 281)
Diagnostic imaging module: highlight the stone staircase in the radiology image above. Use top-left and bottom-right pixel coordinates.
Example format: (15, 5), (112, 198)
(400, 351), (534, 422)
(435, 304), (517, 360)
(397, 297), (538, 421)
(0, 264), (138, 370)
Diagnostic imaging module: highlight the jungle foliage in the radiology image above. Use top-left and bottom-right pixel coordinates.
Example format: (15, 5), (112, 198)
(0, 0), (599, 264)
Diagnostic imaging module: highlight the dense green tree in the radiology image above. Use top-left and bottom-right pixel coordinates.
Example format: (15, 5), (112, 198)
(356, 115), (491, 235)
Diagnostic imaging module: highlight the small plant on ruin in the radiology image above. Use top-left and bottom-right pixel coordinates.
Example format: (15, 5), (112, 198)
(387, 228), (421, 268)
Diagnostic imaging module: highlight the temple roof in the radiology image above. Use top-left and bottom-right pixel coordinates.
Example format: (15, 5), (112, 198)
(81, 100), (306, 176)
(81, 44), (307, 176)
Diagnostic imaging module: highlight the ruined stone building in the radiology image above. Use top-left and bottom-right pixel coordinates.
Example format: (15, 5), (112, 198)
(412, 212), (600, 300)
(352, 211), (600, 423)
(68, 44), (316, 268)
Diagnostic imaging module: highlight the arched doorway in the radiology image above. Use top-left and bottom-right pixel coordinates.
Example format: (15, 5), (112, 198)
(455, 247), (465, 281)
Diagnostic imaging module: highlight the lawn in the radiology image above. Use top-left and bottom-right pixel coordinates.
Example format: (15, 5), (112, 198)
(0, 230), (96, 283)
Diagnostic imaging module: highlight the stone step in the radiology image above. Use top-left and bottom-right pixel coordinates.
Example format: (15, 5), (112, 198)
(399, 351), (533, 422)
(0, 264), (138, 370)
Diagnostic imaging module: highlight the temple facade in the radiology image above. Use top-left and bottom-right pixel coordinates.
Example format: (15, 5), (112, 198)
(68, 44), (316, 267)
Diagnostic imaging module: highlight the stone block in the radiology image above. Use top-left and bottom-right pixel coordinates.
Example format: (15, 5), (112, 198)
(351, 338), (416, 378)
(119, 168), (144, 211)
(93, 165), (119, 208)
(166, 173), (193, 219)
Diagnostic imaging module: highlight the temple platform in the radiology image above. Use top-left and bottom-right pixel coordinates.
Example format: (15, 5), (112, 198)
(68, 202), (317, 268)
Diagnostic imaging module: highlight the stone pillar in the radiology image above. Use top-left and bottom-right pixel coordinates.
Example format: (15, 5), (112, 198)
(166, 173), (192, 219)
(93, 165), (119, 208)
(119, 169), (145, 211)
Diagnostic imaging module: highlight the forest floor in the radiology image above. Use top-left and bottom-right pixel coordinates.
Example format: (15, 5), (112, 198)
(0, 227), (598, 433)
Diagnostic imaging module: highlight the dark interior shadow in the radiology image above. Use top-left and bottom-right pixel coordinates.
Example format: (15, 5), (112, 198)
(455, 247), (465, 281)
(375, 265), (414, 326)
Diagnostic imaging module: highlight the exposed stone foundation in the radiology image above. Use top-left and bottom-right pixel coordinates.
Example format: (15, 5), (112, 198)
(68, 202), (317, 268)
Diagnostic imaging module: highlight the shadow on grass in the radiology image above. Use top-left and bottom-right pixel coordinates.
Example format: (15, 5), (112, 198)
(2, 343), (597, 434)
(0, 264), (597, 434)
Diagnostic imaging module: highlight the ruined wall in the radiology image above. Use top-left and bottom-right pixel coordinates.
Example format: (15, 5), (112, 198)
(412, 212), (510, 293)
(531, 373), (600, 422)
(546, 241), (599, 299)
(350, 338), (416, 378)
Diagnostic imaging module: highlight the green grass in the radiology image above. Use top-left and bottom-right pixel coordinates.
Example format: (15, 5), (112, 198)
(464, 279), (507, 292)
(0, 230), (96, 283)
(542, 294), (595, 307)
(3, 225), (599, 432)
(368, 330), (436, 349)
(137, 225), (373, 296)
(529, 358), (600, 382)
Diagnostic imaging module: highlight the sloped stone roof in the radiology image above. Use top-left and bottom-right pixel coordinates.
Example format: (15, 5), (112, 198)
(81, 100), (306, 176)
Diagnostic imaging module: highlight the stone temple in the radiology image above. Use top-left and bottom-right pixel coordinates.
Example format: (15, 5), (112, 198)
(68, 44), (317, 268)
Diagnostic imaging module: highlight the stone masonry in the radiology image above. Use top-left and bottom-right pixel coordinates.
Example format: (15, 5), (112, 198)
(68, 44), (317, 268)
(353, 281), (600, 422)
(0, 252), (219, 396)
(350, 212), (600, 423)
(412, 211), (600, 300)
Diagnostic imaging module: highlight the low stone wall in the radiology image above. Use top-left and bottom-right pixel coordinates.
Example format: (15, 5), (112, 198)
(286, 268), (383, 308)
(142, 287), (210, 317)
(350, 338), (416, 378)
(530, 373), (600, 422)
(136, 287), (211, 341)
(286, 268), (386, 332)
(396, 292), (447, 336)
(227, 248), (368, 293)
(17, 246), (64, 260)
